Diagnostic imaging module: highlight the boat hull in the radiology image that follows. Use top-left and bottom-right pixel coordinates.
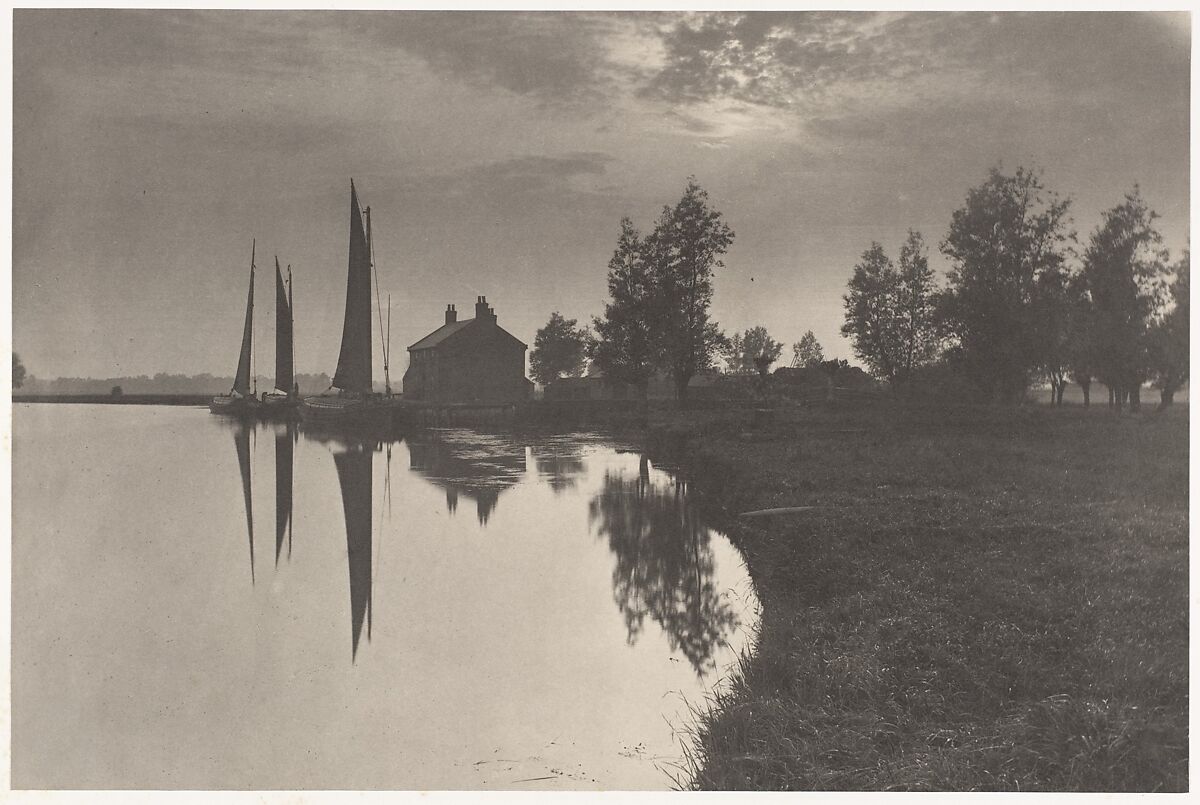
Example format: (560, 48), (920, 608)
(209, 395), (261, 416)
(300, 395), (393, 428)
(259, 395), (300, 419)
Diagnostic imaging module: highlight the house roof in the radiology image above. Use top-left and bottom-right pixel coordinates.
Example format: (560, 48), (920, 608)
(408, 319), (474, 351)
(408, 316), (528, 351)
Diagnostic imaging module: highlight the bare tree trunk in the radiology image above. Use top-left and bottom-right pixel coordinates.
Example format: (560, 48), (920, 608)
(1081, 379), (1091, 408)
(1056, 383), (1065, 405)
(1129, 385), (1141, 412)
(1108, 385), (1116, 408)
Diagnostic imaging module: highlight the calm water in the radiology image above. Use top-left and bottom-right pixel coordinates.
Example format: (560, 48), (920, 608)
(12, 404), (758, 790)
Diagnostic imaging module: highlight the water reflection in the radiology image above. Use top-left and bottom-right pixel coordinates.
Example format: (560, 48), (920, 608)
(589, 457), (741, 676)
(531, 444), (586, 494)
(333, 442), (373, 661)
(406, 433), (526, 525)
(233, 423), (255, 584)
(14, 406), (761, 789)
(274, 424), (296, 564)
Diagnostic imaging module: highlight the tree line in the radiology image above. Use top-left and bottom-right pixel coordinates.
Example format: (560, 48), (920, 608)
(528, 167), (1188, 411)
(839, 167), (1188, 410)
(528, 178), (855, 399)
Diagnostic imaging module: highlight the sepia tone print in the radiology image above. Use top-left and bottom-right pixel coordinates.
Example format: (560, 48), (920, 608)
(11, 10), (1188, 792)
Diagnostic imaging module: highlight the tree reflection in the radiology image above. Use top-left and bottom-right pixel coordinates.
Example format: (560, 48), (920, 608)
(530, 445), (586, 494)
(588, 458), (740, 676)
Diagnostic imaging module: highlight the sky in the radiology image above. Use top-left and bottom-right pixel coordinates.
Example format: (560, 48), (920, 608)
(12, 10), (1191, 380)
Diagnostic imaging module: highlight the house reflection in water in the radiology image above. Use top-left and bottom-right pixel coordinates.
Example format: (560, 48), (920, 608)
(588, 456), (740, 676)
(406, 434), (526, 526)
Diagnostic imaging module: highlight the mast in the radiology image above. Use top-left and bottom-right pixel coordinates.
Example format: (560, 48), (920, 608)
(367, 206), (391, 395)
(332, 180), (373, 395)
(233, 241), (256, 396)
(274, 257), (294, 394)
(288, 266), (296, 397)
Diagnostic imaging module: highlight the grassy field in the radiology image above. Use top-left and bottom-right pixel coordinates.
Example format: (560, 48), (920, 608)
(645, 401), (1188, 791)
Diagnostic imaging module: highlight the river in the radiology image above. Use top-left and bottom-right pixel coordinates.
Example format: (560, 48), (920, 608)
(12, 404), (758, 790)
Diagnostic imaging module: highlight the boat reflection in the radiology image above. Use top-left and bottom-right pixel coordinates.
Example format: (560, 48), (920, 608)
(588, 457), (741, 676)
(233, 422), (255, 584)
(274, 423), (296, 564)
(332, 441), (373, 661)
(406, 433), (526, 526)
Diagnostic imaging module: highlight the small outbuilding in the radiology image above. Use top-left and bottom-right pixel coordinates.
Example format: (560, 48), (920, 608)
(403, 296), (532, 404)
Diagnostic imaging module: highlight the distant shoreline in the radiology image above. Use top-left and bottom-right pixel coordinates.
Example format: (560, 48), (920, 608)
(13, 394), (211, 406)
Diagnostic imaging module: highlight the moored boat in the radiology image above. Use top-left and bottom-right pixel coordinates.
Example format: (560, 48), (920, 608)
(211, 242), (261, 416)
(260, 257), (299, 417)
(301, 180), (395, 426)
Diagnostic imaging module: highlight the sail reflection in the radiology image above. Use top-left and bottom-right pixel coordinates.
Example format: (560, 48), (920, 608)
(333, 442), (373, 661)
(233, 423), (255, 584)
(588, 458), (740, 676)
(406, 434), (526, 526)
(274, 424), (295, 564)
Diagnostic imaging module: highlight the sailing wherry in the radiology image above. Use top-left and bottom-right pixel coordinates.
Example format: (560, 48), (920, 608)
(261, 257), (298, 415)
(300, 180), (394, 426)
(209, 242), (261, 416)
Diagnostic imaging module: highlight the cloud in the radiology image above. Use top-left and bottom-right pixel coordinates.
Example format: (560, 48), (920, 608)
(407, 152), (616, 201)
(338, 12), (622, 104)
(638, 11), (1189, 117)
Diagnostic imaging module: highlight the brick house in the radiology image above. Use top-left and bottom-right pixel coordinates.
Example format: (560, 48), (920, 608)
(403, 296), (533, 403)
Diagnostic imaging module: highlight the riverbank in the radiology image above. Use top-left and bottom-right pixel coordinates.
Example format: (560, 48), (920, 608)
(645, 400), (1188, 791)
(13, 393), (212, 406)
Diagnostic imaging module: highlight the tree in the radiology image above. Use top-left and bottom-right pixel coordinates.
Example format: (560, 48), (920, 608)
(1077, 188), (1169, 412)
(644, 178), (734, 402)
(724, 326), (783, 374)
(791, 330), (824, 367)
(817, 358), (850, 401)
(1148, 249), (1189, 409)
(842, 243), (905, 384)
(1035, 267), (1075, 406)
(529, 312), (590, 386)
(1064, 273), (1099, 406)
(939, 166), (1074, 403)
(896, 230), (940, 377)
(12, 353), (25, 389)
(591, 218), (657, 395)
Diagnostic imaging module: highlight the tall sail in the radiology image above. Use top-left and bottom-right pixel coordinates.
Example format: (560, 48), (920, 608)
(233, 243), (256, 396)
(234, 425), (255, 584)
(332, 181), (373, 394)
(334, 444), (373, 661)
(274, 425), (293, 565)
(274, 258), (294, 393)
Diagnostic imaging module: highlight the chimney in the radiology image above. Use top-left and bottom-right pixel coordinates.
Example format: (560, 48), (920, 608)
(475, 295), (496, 322)
(445, 304), (457, 325)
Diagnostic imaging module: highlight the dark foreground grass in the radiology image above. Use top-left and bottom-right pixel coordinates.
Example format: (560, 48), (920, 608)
(646, 402), (1187, 791)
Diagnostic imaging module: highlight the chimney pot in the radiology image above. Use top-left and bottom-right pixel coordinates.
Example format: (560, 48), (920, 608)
(445, 304), (457, 325)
